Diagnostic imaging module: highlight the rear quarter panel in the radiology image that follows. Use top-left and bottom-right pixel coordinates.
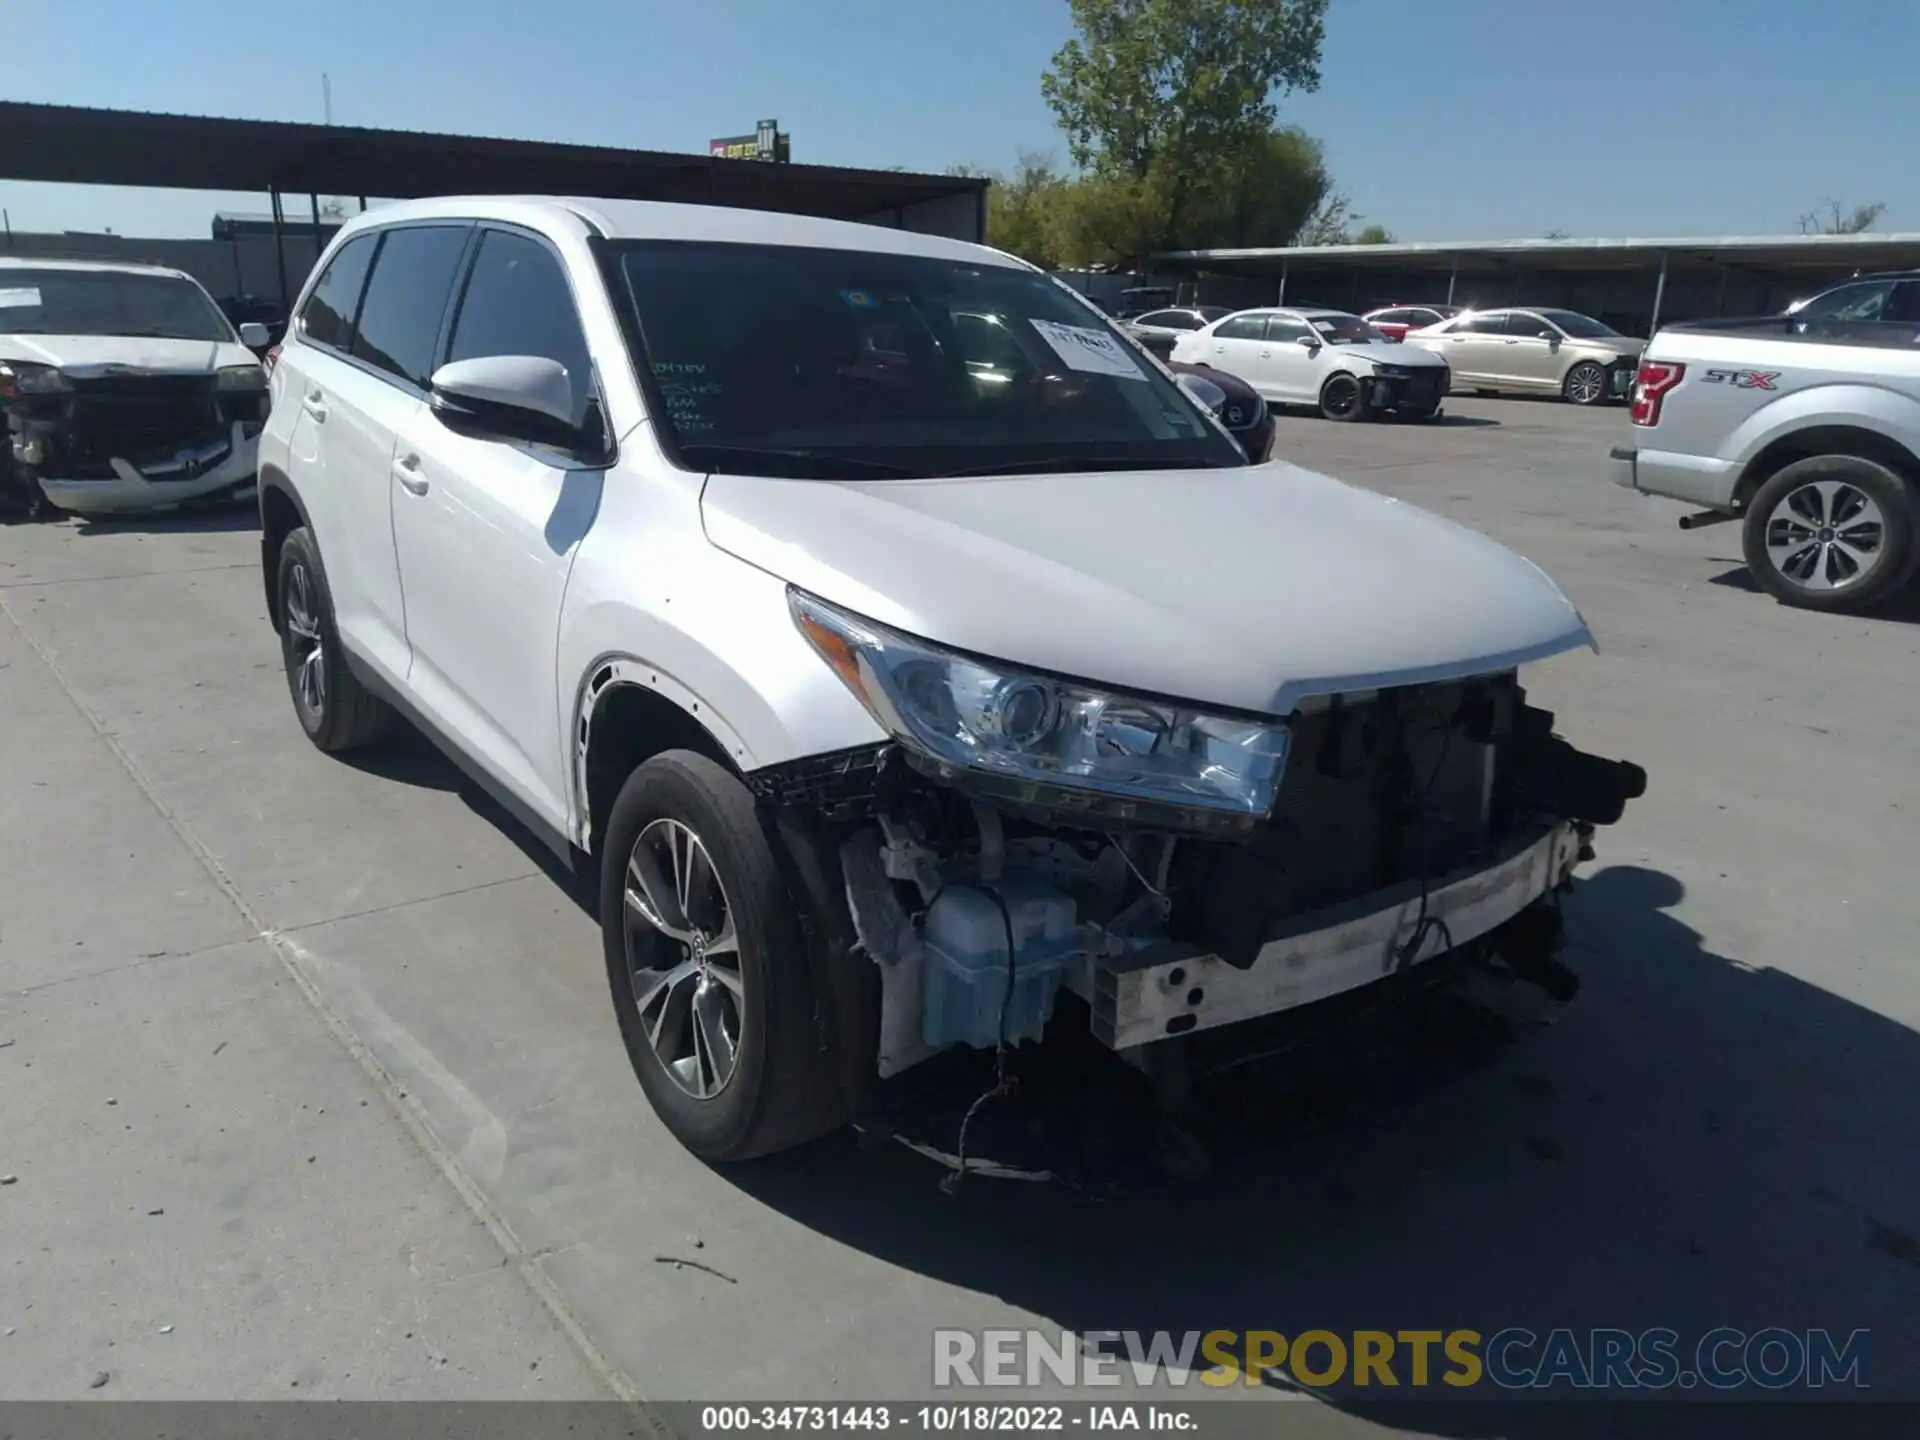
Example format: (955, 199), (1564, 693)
(1645, 333), (1920, 473)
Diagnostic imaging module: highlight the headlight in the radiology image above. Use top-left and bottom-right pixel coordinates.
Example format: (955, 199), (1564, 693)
(216, 364), (267, 391)
(0, 362), (70, 398)
(790, 590), (1291, 831)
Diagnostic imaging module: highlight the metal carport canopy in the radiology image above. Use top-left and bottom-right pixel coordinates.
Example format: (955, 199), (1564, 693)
(1155, 232), (1920, 279)
(0, 100), (987, 224)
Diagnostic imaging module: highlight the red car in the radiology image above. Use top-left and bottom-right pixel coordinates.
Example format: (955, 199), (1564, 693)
(1363, 303), (1463, 342)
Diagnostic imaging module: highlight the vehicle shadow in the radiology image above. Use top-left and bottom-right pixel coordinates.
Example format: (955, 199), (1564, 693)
(68, 504), (261, 536)
(727, 864), (1920, 1426)
(1708, 565), (1920, 625)
(338, 726), (598, 914)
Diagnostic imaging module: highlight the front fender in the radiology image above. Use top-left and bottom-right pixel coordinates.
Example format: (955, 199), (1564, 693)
(1728, 382), (1920, 471)
(557, 542), (886, 847)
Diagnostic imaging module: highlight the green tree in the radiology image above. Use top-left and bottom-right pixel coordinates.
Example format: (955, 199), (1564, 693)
(1352, 223), (1393, 244)
(1040, 0), (1330, 253)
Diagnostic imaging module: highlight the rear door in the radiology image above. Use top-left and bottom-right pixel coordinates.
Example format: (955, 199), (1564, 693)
(388, 224), (606, 830)
(1435, 313), (1508, 385)
(1197, 313), (1271, 388)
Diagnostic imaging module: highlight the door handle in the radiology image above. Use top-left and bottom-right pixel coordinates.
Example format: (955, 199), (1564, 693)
(1258, 348), (1272, 357)
(394, 453), (429, 496)
(301, 391), (328, 422)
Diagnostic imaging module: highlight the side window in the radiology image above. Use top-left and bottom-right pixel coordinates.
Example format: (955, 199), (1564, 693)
(1213, 314), (1267, 341)
(298, 234), (376, 352)
(445, 229), (594, 428)
(1371, 309), (1410, 325)
(1266, 318), (1312, 344)
(1885, 281), (1920, 325)
(1798, 281), (1896, 323)
(1462, 313), (1510, 334)
(351, 225), (471, 388)
(1506, 313), (1557, 338)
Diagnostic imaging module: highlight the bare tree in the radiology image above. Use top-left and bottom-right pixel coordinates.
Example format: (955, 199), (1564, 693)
(1293, 190), (1352, 245)
(1798, 199), (1888, 235)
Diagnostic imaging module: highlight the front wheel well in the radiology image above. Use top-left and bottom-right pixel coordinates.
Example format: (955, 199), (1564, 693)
(1735, 426), (1920, 512)
(581, 680), (741, 858)
(259, 475), (303, 632)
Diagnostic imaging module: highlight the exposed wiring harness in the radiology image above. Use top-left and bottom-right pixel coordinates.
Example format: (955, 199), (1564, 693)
(940, 884), (1020, 1195)
(1391, 708), (1460, 973)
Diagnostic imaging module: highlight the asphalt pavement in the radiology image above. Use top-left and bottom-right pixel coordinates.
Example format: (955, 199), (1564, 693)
(2, 395), (1916, 1431)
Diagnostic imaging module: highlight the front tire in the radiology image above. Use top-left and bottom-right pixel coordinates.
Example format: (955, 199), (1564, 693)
(1740, 455), (1916, 613)
(600, 750), (845, 1162)
(1319, 372), (1370, 423)
(1563, 361), (1608, 406)
(277, 527), (398, 752)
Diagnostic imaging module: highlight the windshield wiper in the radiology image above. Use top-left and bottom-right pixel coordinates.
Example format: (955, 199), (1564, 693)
(937, 454), (1223, 478)
(676, 444), (919, 479)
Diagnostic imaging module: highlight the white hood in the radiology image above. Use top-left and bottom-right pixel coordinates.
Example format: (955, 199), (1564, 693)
(0, 334), (254, 374)
(701, 462), (1593, 716)
(1340, 340), (1447, 367)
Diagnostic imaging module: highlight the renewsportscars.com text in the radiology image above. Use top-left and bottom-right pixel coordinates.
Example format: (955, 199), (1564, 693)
(932, 1327), (1870, 1392)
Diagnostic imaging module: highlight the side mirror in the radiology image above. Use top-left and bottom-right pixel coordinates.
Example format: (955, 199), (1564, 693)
(238, 322), (270, 349)
(1295, 333), (1319, 348)
(429, 355), (583, 450)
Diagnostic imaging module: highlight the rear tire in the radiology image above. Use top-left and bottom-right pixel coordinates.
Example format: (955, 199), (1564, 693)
(1319, 372), (1370, 423)
(1740, 454), (1917, 613)
(277, 527), (398, 752)
(600, 750), (847, 1162)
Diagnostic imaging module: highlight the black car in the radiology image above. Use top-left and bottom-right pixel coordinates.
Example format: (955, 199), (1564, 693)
(1167, 360), (1274, 463)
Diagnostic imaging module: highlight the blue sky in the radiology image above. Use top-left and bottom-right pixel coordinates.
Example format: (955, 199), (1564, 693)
(3, 0), (1912, 242)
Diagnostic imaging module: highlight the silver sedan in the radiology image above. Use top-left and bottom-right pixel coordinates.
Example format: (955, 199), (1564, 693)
(1406, 307), (1643, 405)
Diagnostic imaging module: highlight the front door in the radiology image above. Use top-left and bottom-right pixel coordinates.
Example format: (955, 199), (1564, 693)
(389, 225), (606, 833)
(1260, 316), (1322, 402)
(1496, 312), (1562, 389)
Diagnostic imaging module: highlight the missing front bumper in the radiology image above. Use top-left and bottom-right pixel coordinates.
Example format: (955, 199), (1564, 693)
(1077, 821), (1581, 1049)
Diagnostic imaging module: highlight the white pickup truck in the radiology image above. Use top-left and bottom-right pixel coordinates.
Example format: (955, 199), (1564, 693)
(1610, 312), (1920, 613)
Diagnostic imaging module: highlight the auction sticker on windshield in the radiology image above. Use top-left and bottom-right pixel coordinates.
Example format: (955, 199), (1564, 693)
(0, 287), (42, 308)
(1028, 319), (1150, 381)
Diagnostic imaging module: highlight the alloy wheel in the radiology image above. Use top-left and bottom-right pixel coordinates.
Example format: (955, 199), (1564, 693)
(1764, 480), (1887, 592)
(1567, 364), (1606, 405)
(1322, 376), (1361, 418)
(622, 817), (744, 1099)
(284, 562), (327, 718)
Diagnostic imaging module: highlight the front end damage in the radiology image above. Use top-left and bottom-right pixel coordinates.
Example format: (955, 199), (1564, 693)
(748, 665), (1646, 1172)
(3, 370), (267, 518)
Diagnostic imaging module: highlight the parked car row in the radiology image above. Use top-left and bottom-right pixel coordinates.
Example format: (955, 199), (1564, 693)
(1147, 301), (1645, 422)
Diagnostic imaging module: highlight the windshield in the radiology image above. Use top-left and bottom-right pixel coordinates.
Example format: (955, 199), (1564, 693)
(1304, 313), (1386, 345)
(0, 268), (234, 341)
(607, 241), (1243, 479)
(1536, 309), (1621, 339)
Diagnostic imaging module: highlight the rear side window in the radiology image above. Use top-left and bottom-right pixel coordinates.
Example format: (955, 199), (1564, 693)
(1371, 309), (1411, 325)
(351, 225), (471, 387)
(1461, 313), (1509, 334)
(1213, 314), (1266, 341)
(1137, 310), (1200, 330)
(445, 229), (594, 428)
(299, 234), (376, 351)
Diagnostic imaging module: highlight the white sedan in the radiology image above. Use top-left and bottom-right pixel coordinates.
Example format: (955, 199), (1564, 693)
(1170, 307), (1451, 422)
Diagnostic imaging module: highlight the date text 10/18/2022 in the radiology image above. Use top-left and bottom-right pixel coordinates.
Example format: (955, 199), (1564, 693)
(697, 1406), (1194, 1433)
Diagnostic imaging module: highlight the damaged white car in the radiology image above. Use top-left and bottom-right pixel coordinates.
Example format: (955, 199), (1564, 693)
(0, 258), (269, 517)
(257, 196), (1645, 1164)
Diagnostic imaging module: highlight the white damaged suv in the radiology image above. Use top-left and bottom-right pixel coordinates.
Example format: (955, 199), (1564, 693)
(258, 196), (1645, 1161)
(0, 257), (270, 516)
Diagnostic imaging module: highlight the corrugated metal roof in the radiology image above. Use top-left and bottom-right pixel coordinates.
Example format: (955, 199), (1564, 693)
(0, 101), (985, 221)
(1159, 232), (1920, 274)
